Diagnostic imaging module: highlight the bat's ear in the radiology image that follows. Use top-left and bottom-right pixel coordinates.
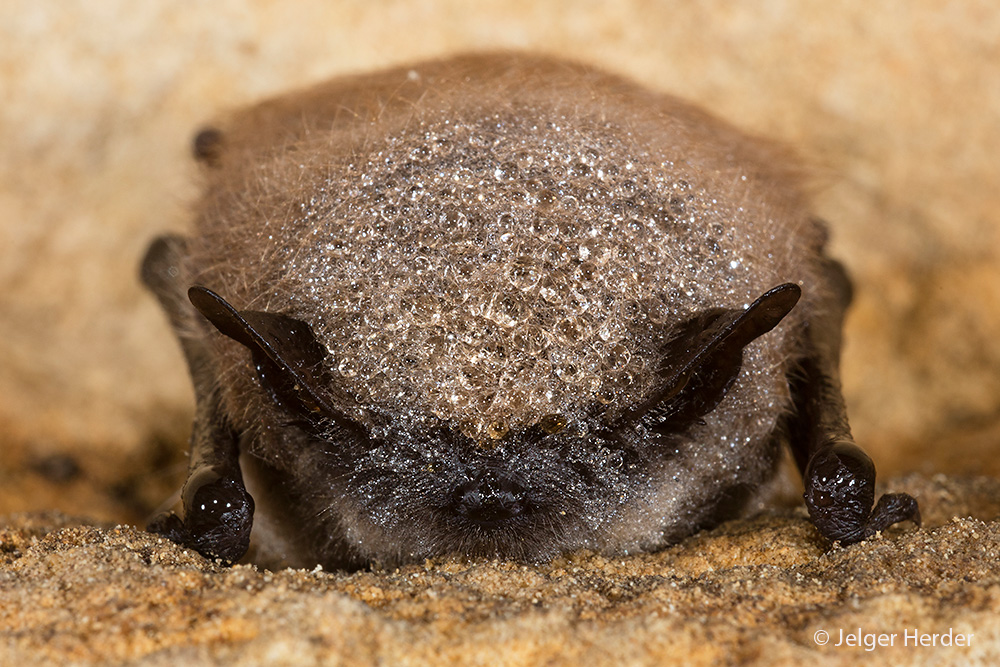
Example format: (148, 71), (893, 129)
(626, 283), (801, 432)
(188, 287), (359, 433)
(785, 257), (920, 544)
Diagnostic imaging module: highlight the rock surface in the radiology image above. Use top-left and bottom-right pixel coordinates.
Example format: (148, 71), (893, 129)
(2, 474), (998, 665)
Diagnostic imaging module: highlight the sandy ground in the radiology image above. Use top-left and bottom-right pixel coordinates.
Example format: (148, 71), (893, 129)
(2, 474), (998, 665)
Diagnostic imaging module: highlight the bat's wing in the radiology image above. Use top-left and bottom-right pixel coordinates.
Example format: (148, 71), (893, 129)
(142, 237), (254, 564)
(786, 257), (919, 544)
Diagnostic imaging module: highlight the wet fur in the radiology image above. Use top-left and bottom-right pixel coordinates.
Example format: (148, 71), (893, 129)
(144, 54), (917, 569)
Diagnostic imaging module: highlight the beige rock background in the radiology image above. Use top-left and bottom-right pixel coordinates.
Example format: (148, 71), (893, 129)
(1, 1), (998, 665)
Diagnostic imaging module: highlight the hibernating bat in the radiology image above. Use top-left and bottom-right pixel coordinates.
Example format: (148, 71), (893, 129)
(142, 53), (919, 569)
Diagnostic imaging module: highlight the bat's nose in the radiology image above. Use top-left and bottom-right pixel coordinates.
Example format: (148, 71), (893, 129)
(452, 473), (528, 527)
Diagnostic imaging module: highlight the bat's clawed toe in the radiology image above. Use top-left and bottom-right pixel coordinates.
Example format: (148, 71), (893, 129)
(868, 492), (921, 532)
(147, 511), (187, 545)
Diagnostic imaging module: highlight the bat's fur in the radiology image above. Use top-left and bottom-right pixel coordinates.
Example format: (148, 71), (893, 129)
(146, 54), (915, 569)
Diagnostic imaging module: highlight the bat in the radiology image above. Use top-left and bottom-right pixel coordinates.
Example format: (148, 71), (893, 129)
(142, 54), (919, 569)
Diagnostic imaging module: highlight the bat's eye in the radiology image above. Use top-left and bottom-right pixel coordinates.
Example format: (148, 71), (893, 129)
(450, 473), (529, 528)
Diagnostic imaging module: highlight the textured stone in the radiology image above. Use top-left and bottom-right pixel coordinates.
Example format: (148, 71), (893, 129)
(1, 474), (998, 665)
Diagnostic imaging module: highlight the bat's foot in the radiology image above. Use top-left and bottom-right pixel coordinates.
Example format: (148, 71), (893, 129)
(147, 473), (254, 564)
(803, 440), (919, 545)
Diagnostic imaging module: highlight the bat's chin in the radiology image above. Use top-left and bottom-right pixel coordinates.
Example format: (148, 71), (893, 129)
(410, 511), (576, 565)
(337, 483), (592, 567)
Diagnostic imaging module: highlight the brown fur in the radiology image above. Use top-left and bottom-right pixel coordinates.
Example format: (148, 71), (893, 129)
(154, 55), (853, 568)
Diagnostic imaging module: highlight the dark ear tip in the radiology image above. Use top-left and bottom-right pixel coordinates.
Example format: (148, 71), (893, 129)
(192, 127), (225, 166)
(188, 285), (219, 309)
(758, 282), (802, 317)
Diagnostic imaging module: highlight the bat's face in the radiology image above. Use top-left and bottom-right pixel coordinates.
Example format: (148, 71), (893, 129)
(145, 55), (916, 570)
(259, 400), (670, 566)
